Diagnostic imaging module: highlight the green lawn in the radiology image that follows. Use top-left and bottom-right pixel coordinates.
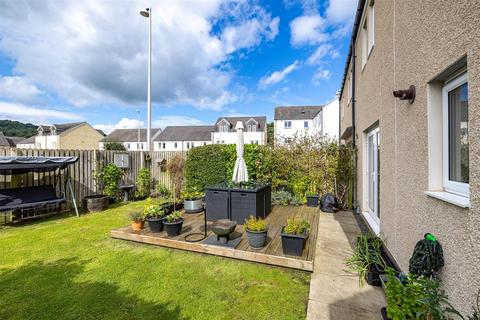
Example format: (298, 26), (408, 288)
(0, 201), (310, 320)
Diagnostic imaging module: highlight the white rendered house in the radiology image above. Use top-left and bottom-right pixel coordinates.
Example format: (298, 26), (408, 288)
(99, 128), (162, 151)
(211, 117), (267, 145)
(274, 98), (339, 144)
(154, 126), (213, 152)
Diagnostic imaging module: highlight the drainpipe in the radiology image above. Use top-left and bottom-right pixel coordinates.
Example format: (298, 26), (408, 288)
(352, 50), (357, 212)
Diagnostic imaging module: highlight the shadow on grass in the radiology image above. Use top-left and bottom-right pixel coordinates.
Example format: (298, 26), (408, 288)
(0, 258), (188, 320)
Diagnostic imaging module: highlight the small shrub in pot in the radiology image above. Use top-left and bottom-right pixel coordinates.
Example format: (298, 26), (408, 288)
(163, 211), (184, 237)
(281, 217), (310, 256)
(244, 215), (268, 249)
(144, 198), (166, 232)
(128, 211), (145, 232)
(305, 191), (319, 207)
(182, 187), (204, 213)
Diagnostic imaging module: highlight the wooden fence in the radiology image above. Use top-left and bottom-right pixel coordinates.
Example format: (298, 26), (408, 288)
(0, 148), (187, 208)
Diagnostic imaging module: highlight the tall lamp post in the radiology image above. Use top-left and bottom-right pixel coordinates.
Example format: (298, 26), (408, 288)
(140, 7), (152, 151)
(136, 109), (140, 147)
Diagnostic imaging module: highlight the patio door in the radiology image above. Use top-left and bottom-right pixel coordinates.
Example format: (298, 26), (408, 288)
(366, 127), (380, 233)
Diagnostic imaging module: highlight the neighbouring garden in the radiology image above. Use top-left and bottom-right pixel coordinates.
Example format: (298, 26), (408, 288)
(0, 201), (310, 320)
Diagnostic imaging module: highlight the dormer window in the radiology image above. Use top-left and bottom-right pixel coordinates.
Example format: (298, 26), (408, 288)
(50, 125), (57, 135)
(247, 124), (257, 132)
(219, 125), (229, 132)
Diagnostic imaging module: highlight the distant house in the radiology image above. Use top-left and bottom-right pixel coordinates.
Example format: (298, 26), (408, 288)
(212, 116), (267, 145)
(154, 126), (214, 151)
(0, 132), (24, 147)
(274, 98), (339, 144)
(33, 122), (105, 150)
(15, 136), (35, 149)
(99, 128), (162, 151)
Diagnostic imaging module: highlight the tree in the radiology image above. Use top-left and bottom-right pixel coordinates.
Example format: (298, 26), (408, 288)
(104, 140), (126, 151)
(267, 122), (274, 145)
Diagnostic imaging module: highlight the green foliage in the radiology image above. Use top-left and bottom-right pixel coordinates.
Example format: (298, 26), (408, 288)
(104, 140), (126, 151)
(101, 163), (122, 199)
(283, 217), (310, 235)
(164, 211), (182, 223)
(155, 183), (171, 197)
(143, 198), (165, 218)
(272, 190), (304, 206)
(182, 186), (204, 200)
(128, 211), (144, 222)
(385, 268), (460, 320)
(0, 119), (37, 137)
(185, 144), (228, 191)
(306, 191), (318, 197)
(135, 168), (151, 198)
(267, 122), (274, 146)
(345, 233), (386, 286)
(409, 235), (444, 277)
(244, 216), (267, 232)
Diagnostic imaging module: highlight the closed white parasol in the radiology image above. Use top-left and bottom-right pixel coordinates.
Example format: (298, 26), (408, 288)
(232, 121), (249, 183)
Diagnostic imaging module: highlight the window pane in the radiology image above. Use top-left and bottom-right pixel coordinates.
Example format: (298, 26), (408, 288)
(448, 82), (468, 183)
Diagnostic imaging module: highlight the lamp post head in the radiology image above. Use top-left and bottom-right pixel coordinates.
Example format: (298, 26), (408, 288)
(140, 8), (150, 18)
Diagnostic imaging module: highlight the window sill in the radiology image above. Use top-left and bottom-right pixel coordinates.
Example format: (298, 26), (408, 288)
(424, 191), (470, 208)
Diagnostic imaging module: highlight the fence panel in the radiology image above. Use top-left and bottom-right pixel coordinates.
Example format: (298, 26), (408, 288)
(0, 148), (188, 209)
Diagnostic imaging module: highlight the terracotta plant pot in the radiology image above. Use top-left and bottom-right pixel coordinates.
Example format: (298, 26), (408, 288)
(131, 221), (145, 232)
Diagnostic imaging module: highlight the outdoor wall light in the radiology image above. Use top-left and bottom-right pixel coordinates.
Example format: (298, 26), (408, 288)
(393, 85), (416, 104)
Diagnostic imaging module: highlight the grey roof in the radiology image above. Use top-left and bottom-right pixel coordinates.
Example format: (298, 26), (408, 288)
(274, 106), (323, 120)
(102, 128), (162, 142)
(214, 116), (267, 132)
(38, 122), (86, 135)
(154, 126), (214, 141)
(17, 136), (36, 145)
(0, 132), (26, 147)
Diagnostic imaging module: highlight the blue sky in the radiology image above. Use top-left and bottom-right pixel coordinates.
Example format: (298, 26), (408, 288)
(0, 0), (356, 134)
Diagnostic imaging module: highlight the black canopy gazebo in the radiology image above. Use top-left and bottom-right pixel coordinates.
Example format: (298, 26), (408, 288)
(0, 156), (79, 219)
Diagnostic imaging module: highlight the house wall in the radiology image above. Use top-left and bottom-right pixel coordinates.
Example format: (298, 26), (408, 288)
(16, 143), (35, 149)
(34, 135), (59, 149)
(274, 117), (322, 143)
(60, 124), (104, 150)
(153, 140), (211, 152)
(340, 0), (480, 313)
(322, 98), (339, 140)
(212, 131), (266, 145)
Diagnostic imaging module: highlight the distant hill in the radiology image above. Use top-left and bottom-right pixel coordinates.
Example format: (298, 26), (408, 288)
(0, 120), (37, 138)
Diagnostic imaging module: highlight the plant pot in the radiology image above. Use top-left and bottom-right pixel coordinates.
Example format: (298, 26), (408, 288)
(281, 229), (308, 256)
(146, 217), (164, 233)
(164, 218), (184, 237)
(82, 195), (109, 212)
(184, 198), (203, 213)
(131, 221), (145, 232)
(366, 263), (385, 287)
(246, 229), (268, 249)
(380, 307), (390, 320)
(306, 195), (319, 207)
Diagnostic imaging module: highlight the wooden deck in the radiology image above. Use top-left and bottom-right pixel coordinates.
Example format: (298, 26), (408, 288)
(111, 205), (319, 272)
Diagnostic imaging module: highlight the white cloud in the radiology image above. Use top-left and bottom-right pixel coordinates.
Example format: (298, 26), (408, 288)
(0, 1), (279, 111)
(290, 15), (328, 46)
(0, 76), (43, 103)
(94, 117), (144, 134)
(0, 101), (83, 124)
(312, 68), (331, 84)
(153, 115), (206, 129)
(326, 0), (357, 24)
(306, 44), (332, 65)
(259, 60), (300, 89)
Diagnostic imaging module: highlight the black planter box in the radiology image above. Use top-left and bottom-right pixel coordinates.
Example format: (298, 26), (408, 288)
(146, 217), (164, 233)
(281, 230), (307, 256)
(164, 218), (184, 237)
(205, 183), (272, 223)
(306, 195), (319, 207)
(366, 263), (384, 287)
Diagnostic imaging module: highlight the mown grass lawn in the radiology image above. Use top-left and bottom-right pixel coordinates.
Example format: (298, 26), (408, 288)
(0, 201), (310, 320)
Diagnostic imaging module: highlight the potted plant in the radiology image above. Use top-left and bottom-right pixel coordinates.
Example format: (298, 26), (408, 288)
(163, 211), (184, 237)
(182, 187), (204, 213)
(144, 198), (165, 233)
(244, 215), (268, 249)
(281, 217), (310, 256)
(128, 212), (145, 232)
(345, 233), (387, 287)
(306, 191), (319, 207)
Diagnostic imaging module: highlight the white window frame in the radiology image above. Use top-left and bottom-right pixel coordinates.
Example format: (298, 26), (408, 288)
(284, 121), (292, 129)
(174, 142), (178, 148)
(304, 121), (309, 128)
(442, 72), (469, 197)
(367, 1), (374, 55)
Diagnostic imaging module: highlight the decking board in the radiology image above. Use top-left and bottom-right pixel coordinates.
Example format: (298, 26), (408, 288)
(111, 205), (319, 272)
